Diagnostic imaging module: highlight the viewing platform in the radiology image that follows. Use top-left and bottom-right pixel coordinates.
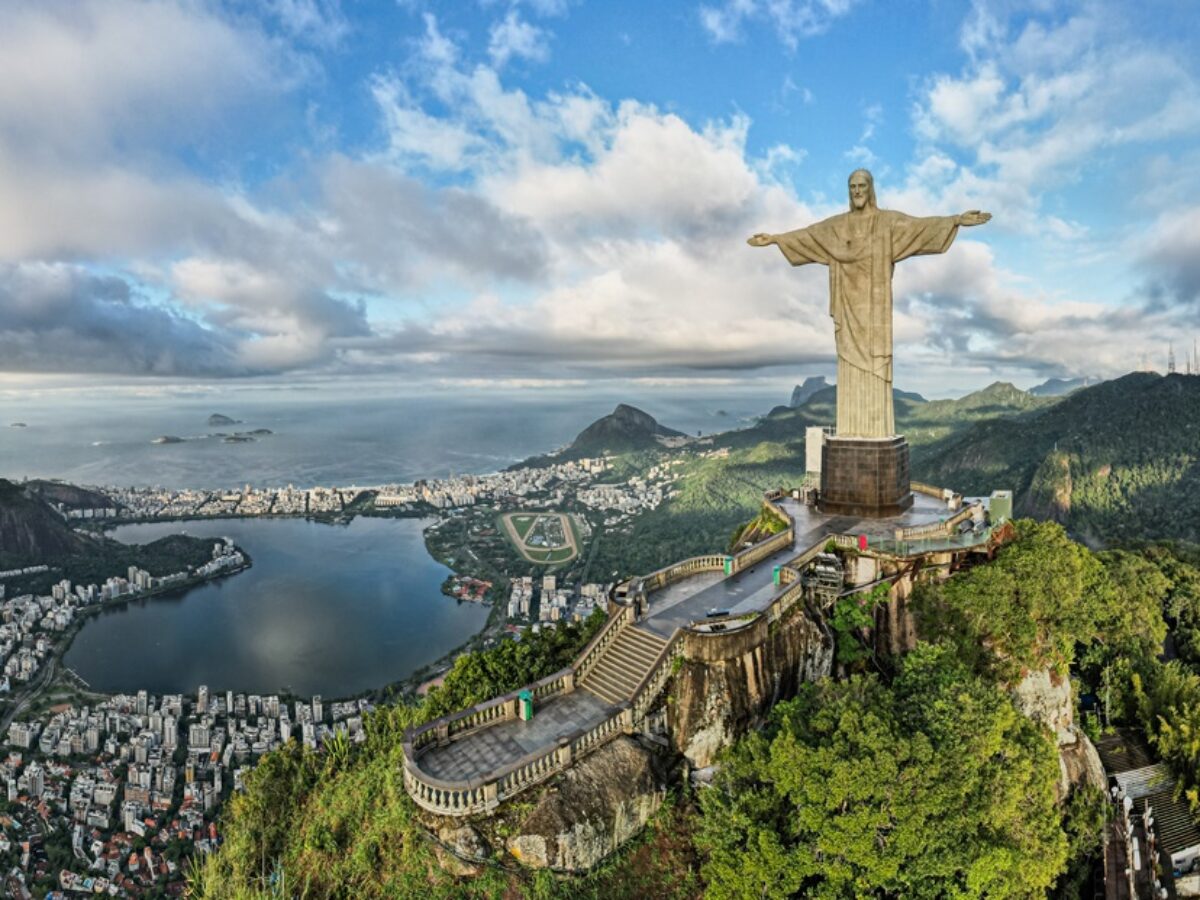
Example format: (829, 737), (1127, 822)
(403, 487), (1010, 818)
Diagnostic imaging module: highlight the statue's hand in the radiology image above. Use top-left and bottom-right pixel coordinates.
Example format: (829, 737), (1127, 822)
(747, 233), (775, 247)
(959, 210), (992, 226)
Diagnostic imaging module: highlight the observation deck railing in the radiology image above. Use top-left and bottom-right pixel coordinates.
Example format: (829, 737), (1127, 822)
(401, 485), (997, 817)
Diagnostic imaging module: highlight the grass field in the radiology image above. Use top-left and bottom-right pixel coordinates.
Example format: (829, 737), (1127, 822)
(500, 512), (580, 565)
(509, 514), (536, 541)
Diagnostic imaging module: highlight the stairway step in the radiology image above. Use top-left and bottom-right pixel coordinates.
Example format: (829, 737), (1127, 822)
(611, 642), (660, 669)
(630, 626), (667, 645)
(618, 629), (664, 652)
(582, 682), (624, 705)
(583, 671), (628, 704)
(587, 661), (641, 695)
(624, 630), (668, 653)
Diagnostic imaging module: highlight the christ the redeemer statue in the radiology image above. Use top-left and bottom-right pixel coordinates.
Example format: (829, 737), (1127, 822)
(749, 170), (990, 438)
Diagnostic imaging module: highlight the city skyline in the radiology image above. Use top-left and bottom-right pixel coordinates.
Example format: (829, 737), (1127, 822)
(1, 0), (1199, 399)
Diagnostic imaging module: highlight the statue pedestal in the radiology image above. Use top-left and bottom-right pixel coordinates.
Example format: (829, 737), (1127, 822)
(820, 435), (912, 517)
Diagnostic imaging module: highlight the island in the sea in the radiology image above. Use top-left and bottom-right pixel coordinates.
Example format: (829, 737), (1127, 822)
(151, 435), (185, 444)
(208, 413), (242, 426)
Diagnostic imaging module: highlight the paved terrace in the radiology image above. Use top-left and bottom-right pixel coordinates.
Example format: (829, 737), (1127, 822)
(644, 494), (947, 635)
(415, 493), (954, 783)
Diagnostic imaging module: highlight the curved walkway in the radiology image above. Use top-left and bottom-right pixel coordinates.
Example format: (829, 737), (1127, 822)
(405, 491), (964, 814)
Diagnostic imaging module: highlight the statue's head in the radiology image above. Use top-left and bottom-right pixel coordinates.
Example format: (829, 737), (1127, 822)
(848, 169), (876, 211)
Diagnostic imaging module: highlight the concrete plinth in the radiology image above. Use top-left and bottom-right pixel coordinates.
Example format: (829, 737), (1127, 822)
(820, 435), (912, 517)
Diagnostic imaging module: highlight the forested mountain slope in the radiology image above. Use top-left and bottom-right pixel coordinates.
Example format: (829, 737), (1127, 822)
(913, 372), (1200, 543)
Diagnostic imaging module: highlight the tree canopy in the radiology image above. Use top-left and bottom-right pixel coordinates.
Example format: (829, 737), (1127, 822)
(698, 644), (1067, 899)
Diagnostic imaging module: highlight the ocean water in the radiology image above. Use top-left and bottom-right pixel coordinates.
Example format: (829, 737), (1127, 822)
(0, 384), (783, 490)
(14, 382), (786, 698)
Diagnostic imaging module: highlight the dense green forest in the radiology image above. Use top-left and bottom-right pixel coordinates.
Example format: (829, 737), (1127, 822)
(195, 522), (1200, 899)
(913, 373), (1200, 542)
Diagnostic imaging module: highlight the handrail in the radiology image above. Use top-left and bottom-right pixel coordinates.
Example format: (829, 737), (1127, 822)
(628, 631), (682, 718)
(639, 555), (727, 592)
(406, 665), (573, 750)
(572, 605), (631, 685)
(893, 501), (980, 542)
(402, 492), (833, 816)
(910, 480), (949, 499)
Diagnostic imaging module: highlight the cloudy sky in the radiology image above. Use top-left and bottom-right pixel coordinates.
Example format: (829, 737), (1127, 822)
(2, 0), (1198, 397)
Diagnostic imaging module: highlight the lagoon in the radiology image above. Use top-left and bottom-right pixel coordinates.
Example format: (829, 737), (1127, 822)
(62, 516), (490, 699)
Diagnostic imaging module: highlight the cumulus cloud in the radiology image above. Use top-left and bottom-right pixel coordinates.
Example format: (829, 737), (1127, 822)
(890, 240), (1177, 380)
(0, 0), (299, 161)
(263, 0), (350, 48)
(698, 0), (861, 48)
(488, 10), (551, 68)
(0, 0), (1195, 390)
(905, 3), (1200, 234)
(1139, 205), (1200, 311)
(0, 263), (242, 376)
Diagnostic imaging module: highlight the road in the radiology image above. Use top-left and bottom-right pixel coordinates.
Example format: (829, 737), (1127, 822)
(0, 655), (59, 737)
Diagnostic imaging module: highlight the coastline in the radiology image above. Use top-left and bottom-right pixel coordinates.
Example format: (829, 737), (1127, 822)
(0, 556), (252, 735)
(60, 512), (497, 706)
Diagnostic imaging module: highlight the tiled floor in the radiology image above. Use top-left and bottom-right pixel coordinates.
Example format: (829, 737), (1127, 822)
(419, 689), (616, 781)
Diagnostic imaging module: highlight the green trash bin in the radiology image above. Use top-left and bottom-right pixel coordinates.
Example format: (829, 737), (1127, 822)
(772, 565), (781, 586)
(723, 556), (734, 576)
(518, 689), (533, 722)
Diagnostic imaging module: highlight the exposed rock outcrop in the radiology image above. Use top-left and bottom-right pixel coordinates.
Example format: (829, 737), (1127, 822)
(1058, 731), (1106, 800)
(1012, 668), (1075, 745)
(791, 376), (831, 408)
(502, 736), (669, 872)
(1011, 667), (1106, 799)
(669, 606), (833, 768)
(566, 404), (685, 457)
(433, 824), (491, 876)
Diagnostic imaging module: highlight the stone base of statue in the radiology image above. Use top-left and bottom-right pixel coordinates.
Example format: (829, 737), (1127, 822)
(820, 435), (912, 517)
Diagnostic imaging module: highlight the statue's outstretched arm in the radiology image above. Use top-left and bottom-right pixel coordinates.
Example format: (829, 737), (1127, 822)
(958, 210), (991, 227)
(748, 224), (830, 266)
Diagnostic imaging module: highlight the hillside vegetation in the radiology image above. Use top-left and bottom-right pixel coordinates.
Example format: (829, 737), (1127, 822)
(913, 373), (1200, 543)
(0, 479), (220, 594)
(198, 521), (1200, 898)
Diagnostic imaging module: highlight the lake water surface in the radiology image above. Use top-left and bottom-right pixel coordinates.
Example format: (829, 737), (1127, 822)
(63, 517), (489, 699)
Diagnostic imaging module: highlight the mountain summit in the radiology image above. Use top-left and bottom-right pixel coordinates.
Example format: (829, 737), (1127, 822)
(790, 376), (832, 407)
(0, 479), (90, 561)
(568, 404), (685, 456)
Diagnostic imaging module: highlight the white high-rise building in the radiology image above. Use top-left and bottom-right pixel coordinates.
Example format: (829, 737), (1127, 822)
(26, 762), (44, 798)
(197, 685), (209, 715)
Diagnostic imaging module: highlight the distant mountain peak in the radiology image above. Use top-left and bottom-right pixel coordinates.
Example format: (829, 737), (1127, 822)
(790, 376), (832, 408)
(0, 479), (90, 561)
(1028, 376), (1104, 397)
(566, 404), (684, 456)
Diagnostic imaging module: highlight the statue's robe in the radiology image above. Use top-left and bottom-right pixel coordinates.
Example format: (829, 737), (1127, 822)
(774, 209), (960, 437)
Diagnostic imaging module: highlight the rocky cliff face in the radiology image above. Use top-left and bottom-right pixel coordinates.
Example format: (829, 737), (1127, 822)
(668, 606), (833, 769)
(430, 736), (671, 873)
(1011, 668), (1106, 799)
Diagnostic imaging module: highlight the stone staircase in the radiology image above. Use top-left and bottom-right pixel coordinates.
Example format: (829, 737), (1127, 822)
(579, 625), (669, 705)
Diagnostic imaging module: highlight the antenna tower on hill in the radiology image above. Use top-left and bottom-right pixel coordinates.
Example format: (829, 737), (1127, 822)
(1168, 343), (1176, 374)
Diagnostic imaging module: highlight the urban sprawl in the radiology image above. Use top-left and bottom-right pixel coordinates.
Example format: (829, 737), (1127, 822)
(0, 454), (696, 895)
